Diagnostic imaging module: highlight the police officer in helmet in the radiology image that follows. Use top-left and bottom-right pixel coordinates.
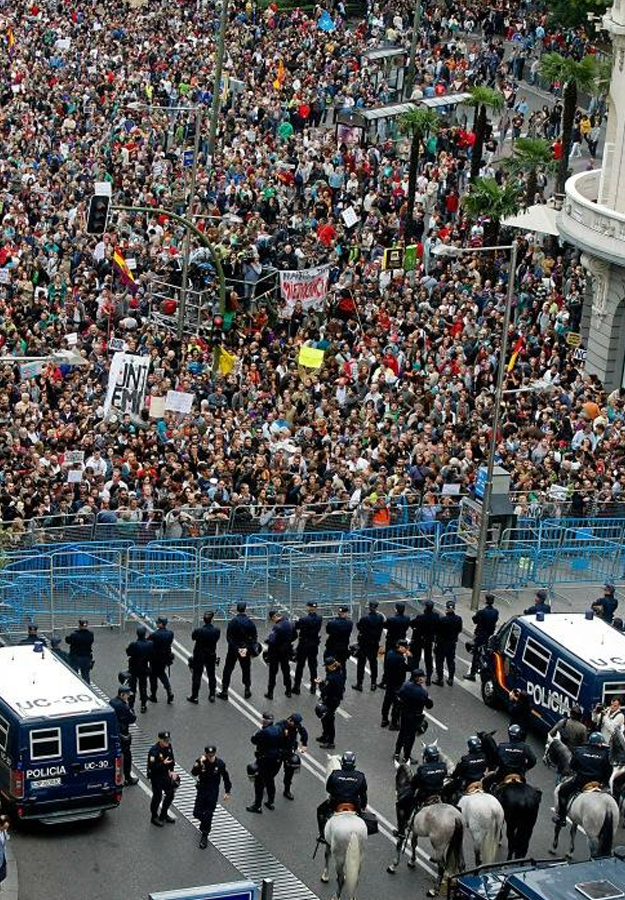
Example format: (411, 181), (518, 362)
(554, 732), (612, 826)
(318, 751), (368, 840)
(395, 744), (448, 838)
(451, 736), (489, 794)
(486, 724), (536, 790)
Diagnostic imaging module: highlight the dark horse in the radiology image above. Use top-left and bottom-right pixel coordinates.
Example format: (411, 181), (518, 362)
(478, 731), (542, 859)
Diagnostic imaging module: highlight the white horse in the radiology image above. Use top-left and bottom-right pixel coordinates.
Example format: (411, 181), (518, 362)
(552, 785), (619, 858)
(321, 755), (368, 900)
(458, 787), (505, 866)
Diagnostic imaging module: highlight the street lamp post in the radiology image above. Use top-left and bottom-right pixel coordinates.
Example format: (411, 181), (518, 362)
(405, 0), (422, 100)
(433, 239), (519, 610)
(208, 0), (229, 160)
(178, 106), (203, 339)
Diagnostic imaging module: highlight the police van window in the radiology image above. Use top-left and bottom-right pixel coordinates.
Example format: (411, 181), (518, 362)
(0, 716), (8, 752)
(76, 722), (107, 755)
(30, 727), (61, 761)
(553, 658), (583, 700)
(603, 682), (625, 704)
(504, 623), (521, 657)
(522, 636), (551, 677)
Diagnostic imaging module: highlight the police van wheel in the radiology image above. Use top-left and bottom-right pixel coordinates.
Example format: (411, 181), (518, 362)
(481, 678), (498, 708)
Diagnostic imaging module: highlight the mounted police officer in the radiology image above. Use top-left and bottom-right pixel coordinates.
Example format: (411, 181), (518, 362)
(554, 732), (612, 826)
(192, 745), (232, 848)
(293, 601), (322, 695)
(395, 745), (448, 839)
(409, 600), (439, 686)
(464, 593), (498, 681)
(381, 602), (411, 685)
(433, 600), (463, 686)
(265, 609), (295, 700)
(246, 712), (282, 813)
(394, 668), (434, 764)
(317, 751), (368, 840)
(219, 601), (258, 700)
(148, 616), (175, 704)
(110, 685), (138, 786)
(380, 639), (411, 729)
(451, 736), (489, 794)
(126, 625), (154, 713)
(325, 606), (353, 674)
(148, 731), (176, 826)
(485, 724), (537, 790)
(353, 600), (385, 692)
(277, 712), (308, 800)
(316, 656), (345, 750)
(66, 617), (94, 683)
(187, 610), (221, 704)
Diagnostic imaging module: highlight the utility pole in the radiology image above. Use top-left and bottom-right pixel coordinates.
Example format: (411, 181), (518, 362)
(208, 0), (229, 160)
(177, 106), (203, 339)
(405, 0), (421, 100)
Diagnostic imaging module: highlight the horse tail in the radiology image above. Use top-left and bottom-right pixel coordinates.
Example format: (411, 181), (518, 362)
(343, 832), (362, 898)
(482, 812), (501, 865)
(597, 807), (614, 857)
(445, 818), (465, 877)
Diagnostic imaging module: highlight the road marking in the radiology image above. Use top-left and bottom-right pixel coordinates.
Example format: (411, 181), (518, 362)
(351, 657), (448, 731)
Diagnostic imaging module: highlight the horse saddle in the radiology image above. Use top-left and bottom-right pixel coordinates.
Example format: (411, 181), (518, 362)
(421, 793), (442, 808)
(501, 773), (524, 786)
(582, 781), (603, 793)
(335, 802), (357, 813)
(464, 781), (484, 795)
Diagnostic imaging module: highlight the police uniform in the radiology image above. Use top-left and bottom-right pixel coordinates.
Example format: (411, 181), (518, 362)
(396, 759), (448, 833)
(277, 714), (308, 797)
(50, 639), (71, 664)
(248, 720), (283, 812)
(556, 743), (612, 821)
(147, 734), (176, 825)
(318, 765), (368, 838)
(523, 590), (551, 616)
(220, 607), (258, 699)
(65, 622), (94, 683)
(19, 628), (47, 646)
(409, 604), (439, 684)
(395, 677), (433, 762)
(467, 600), (499, 677)
(110, 691), (137, 784)
(319, 663), (346, 747)
(126, 631), (154, 712)
(593, 588), (618, 624)
(265, 614), (295, 699)
(380, 647), (409, 728)
(192, 750), (231, 842)
(354, 604), (385, 691)
(452, 750), (489, 791)
(383, 605), (411, 659)
(434, 604), (463, 685)
(325, 611), (353, 673)
(188, 615), (221, 702)
(293, 604), (322, 693)
(148, 620), (175, 703)
(493, 739), (537, 781)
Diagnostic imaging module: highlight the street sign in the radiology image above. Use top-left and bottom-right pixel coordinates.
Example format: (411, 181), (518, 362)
(149, 883), (258, 900)
(457, 496), (483, 547)
(182, 149), (195, 168)
(475, 466), (487, 500)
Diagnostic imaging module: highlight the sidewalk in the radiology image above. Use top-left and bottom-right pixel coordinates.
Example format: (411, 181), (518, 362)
(3, 842), (18, 900)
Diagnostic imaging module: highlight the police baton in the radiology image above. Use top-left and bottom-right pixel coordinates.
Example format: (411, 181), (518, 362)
(261, 878), (274, 900)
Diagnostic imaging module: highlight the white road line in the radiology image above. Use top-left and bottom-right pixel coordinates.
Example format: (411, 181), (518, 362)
(351, 657), (448, 731)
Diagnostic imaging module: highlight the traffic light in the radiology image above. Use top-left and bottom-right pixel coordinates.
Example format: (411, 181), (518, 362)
(211, 313), (224, 347)
(86, 195), (110, 235)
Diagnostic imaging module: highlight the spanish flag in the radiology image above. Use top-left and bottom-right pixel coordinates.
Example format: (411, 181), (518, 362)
(112, 247), (138, 294)
(507, 335), (524, 372)
(6, 27), (15, 55)
(272, 60), (286, 90)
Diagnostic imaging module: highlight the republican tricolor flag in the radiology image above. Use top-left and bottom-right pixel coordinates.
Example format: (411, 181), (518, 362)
(6, 27), (15, 55)
(112, 247), (138, 294)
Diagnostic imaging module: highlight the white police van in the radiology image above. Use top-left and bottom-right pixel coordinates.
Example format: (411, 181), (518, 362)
(0, 645), (123, 823)
(481, 611), (625, 731)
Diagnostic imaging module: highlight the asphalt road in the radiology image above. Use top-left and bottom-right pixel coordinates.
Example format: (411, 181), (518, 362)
(11, 620), (623, 900)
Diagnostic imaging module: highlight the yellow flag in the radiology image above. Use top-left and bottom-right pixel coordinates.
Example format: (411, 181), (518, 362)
(218, 347), (237, 375)
(298, 346), (324, 369)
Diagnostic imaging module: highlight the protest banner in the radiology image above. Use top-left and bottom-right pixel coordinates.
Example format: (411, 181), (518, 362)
(103, 352), (150, 419)
(298, 346), (325, 369)
(165, 390), (194, 414)
(108, 336), (128, 352)
(64, 450), (85, 466)
(19, 360), (45, 380)
(279, 264), (330, 313)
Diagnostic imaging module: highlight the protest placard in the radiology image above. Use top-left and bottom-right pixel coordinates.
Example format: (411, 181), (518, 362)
(164, 390), (194, 414)
(103, 352), (150, 419)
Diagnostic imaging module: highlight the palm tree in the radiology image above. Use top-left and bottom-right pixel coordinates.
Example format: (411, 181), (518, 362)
(463, 176), (523, 247)
(399, 107), (440, 239)
(467, 86), (505, 183)
(502, 137), (557, 207)
(539, 52), (599, 195)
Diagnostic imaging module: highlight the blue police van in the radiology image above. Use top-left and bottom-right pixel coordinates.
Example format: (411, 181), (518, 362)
(0, 644), (123, 823)
(480, 612), (625, 731)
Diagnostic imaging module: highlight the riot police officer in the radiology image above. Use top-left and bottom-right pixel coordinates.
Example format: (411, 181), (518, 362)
(148, 616), (174, 704)
(148, 731), (176, 826)
(318, 751), (368, 840)
(554, 732), (612, 826)
(353, 600), (385, 692)
(110, 685), (138, 786)
(317, 657), (345, 749)
(325, 606), (353, 673)
(265, 610), (295, 700)
(486, 724), (537, 789)
(409, 600), (439, 686)
(65, 617), (94, 683)
(246, 712), (283, 813)
(394, 668), (433, 764)
(395, 745), (447, 838)
(464, 593), (499, 681)
(380, 639), (411, 729)
(451, 736), (489, 793)
(187, 611), (221, 704)
(293, 601), (322, 695)
(433, 600), (463, 686)
(126, 625), (153, 713)
(192, 745), (232, 848)
(219, 601), (258, 700)
(277, 712), (308, 800)
(381, 602), (411, 684)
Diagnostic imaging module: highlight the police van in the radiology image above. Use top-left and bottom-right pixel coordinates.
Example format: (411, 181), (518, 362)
(0, 644), (123, 823)
(480, 611), (625, 731)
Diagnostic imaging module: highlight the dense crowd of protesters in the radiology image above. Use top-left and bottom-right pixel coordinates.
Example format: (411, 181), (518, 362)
(0, 0), (620, 546)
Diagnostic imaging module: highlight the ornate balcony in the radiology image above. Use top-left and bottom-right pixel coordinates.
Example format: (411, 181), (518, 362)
(557, 169), (625, 268)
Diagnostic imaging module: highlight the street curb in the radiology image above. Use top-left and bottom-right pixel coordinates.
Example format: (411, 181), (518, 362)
(2, 841), (18, 899)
